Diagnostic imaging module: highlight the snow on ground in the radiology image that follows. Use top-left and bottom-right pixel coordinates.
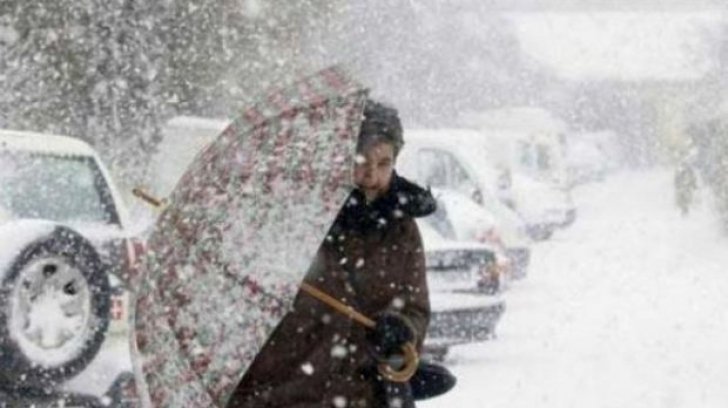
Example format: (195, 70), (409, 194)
(423, 168), (728, 408)
(57, 168), (728, 407)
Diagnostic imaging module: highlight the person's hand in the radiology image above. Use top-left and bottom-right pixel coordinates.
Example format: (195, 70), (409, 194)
(368, 313), (415, 357)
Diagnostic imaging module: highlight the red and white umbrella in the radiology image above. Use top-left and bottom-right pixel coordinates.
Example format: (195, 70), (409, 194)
(131, 66), (368, 407)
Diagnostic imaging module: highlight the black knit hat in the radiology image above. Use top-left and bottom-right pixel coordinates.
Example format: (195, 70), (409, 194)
(357, 99), (404, 157)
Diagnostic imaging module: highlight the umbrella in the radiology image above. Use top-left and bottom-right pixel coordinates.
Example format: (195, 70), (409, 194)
(131, 66), (369, 407)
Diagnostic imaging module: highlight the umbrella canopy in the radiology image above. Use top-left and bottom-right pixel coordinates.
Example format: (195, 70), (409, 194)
(131, 66), (369, 407)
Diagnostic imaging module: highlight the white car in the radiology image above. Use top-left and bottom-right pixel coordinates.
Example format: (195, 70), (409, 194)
(564, 132), (612, 186)
(417, 219), (503, 294)
(427, 188), (532, 280)
(416, 220), (506, 360)
(0, 129), (140, 396)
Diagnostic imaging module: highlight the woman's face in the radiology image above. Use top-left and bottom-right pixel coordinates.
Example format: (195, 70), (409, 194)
(354, 141), (395, 202)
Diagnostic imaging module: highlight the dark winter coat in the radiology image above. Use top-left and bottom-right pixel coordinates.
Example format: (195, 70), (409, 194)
(227, 173), (436, 408)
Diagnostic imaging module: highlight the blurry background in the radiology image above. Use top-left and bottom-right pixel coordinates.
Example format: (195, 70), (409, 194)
(2, 0), (728, 228)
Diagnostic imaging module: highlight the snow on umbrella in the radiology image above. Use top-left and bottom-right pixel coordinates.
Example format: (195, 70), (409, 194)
(131, 66), (368, 407)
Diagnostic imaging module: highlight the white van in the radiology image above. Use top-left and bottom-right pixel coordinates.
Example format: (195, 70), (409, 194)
(462, 107), (571, 189)
(397, 130), (537, 278)
(398, 128), (575, 241)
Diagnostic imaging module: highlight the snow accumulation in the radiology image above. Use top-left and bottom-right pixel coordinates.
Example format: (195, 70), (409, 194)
(0, 219), (55, 278)
(56, 168), (728, 408)
(422, 168), (728, 408)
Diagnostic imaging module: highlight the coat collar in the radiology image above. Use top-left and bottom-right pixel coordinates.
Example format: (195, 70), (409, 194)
(334, 172), (436, 233)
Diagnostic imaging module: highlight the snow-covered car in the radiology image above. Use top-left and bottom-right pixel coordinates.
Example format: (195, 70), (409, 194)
(0, 129), (139, 393)
(508, 171), (577, 237)
(397, 128), (576, 241)
(418, 219), (502, 294)
(428, 188), (532, 280)
(417, 220), (506, 360)
(425, 291), (505, 361)
(564, 132), (612, 186)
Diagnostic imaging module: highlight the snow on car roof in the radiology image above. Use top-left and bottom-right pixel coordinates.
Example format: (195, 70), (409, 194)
(404, 128), (503, 184)
(0, 129), (98, 158)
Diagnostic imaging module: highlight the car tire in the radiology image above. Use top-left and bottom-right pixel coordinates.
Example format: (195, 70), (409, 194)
(0, 225), (111, 391)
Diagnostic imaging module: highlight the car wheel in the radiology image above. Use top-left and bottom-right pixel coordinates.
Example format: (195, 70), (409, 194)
(0, 226), (111, 391)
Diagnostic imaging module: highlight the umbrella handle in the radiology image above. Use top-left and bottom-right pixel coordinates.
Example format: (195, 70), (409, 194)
(299, 283), (419, 382)
(377, 342), (419, 383)
(132, 187), (167, 209)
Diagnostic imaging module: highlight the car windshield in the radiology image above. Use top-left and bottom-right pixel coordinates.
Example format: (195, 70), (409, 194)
(0, 151), (119, 225)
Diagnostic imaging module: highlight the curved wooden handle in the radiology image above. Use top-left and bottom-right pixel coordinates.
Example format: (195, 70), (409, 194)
(377, 342), (419, 382)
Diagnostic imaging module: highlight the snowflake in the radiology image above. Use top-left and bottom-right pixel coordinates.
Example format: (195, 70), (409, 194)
(300, 362), (315, 375)
(332, 396), (347, 407)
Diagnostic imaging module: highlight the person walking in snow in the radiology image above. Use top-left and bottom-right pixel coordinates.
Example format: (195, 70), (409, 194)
(674, 162), (697, 216)
(227, 100), (436, 408)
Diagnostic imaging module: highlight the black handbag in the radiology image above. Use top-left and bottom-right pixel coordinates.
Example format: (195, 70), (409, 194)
(409, 361), (457, 400)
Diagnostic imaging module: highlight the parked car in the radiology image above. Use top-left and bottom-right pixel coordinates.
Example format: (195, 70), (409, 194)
(564, 131), (614, 186)
(418, 219), (502, 294)
(417, 220), (506, 360)
(461, 106), (571, 189)
(0, 129), (141, 394)
(425, 291), (505, 361)
(509, 171), (577, 234)
(428, 188), (532, 280)
(397, 128), (576, 241)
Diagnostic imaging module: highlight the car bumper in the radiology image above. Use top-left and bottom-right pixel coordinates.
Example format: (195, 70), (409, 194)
(426, 292), (506, 347)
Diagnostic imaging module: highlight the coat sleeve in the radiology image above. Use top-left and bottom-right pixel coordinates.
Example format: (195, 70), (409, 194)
(389, 219), (430, 349)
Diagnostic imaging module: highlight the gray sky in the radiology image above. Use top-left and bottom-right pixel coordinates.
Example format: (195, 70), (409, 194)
(475, 0), (725, 12)
(511, 11), (724, 80)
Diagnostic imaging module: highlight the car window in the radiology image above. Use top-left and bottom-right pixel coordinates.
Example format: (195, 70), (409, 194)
(417, 149), (449, 187)
(448, 151), (477, 193)
(518, 140), (532, 169)
(536, 143), (552, 172)
(0, 152), (120, 225)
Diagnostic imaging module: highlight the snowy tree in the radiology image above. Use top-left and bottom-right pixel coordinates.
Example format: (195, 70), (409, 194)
(2, 0), (165, 189)
(0, 13), (15, 128)
(156, 0), (344, 117)
(1, 0), (345, 192)
(305, 0), (548, 126)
